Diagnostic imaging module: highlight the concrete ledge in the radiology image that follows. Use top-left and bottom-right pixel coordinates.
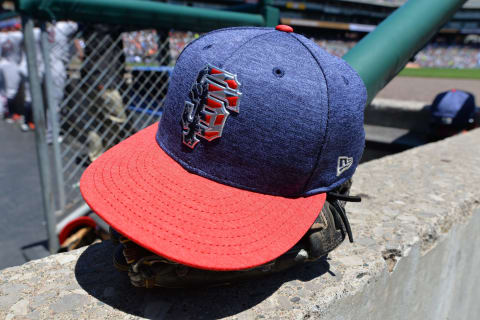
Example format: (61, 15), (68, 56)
(1, 129), (480, 319)
(366, 98), (430, 133)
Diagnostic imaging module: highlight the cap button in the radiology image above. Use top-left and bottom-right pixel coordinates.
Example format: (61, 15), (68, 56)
(275, 25), (293, 33)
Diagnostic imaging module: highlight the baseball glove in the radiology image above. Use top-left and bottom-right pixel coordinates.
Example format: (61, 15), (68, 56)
(109, 180), (360, 288)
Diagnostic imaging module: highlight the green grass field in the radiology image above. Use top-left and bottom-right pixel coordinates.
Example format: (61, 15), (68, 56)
(398, 68), (480, 79)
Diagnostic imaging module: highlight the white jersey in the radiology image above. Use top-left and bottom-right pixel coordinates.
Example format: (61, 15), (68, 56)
(0, 33), (9, 99)
(19, 58), (30, 103)
(0, 32), (21, 100)
(50, 21), (78, 64)
(0, 58), (6, 98)
(0, 63), (5, 114)
(0, 33), (8, 57)
(0, 59), (20, 100)
(6, 31), (23, 64)
(49, 21), (78, 85)
(19, 28), (46, 103)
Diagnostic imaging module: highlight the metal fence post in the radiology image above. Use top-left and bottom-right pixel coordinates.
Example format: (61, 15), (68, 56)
(40, 22), (66, 211)
(261, 0), (280, 27)
(22, 16), (59, 253)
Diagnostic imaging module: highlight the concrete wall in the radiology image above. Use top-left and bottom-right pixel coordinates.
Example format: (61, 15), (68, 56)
(1, 127), (479, 319)
(366, 98), (429, 132)
(322, 209), (480, 320)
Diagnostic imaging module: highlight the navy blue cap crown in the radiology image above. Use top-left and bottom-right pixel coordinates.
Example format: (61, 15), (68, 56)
(156, 27), (366, 198)
(430, 89), (477, 126)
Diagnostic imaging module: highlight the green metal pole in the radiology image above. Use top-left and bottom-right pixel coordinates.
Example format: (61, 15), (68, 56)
(343, 0), (467, 105)
(261, 0), (280, 27)
(41, 23), (66, 211)
(16, 0), (266, 31)
(23, 17), (60, 254)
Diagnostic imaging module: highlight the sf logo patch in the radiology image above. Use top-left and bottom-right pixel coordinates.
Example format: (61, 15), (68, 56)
(182, 65), (242, 149)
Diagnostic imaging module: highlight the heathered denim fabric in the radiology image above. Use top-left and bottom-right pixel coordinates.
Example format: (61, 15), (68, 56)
(156, 27), (366, 198)
(291, 33), (366, 195)
(430, 90), (476, 126)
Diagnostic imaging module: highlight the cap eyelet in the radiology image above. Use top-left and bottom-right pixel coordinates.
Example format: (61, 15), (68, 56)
(272, 67), (285, 78)
(203, 44), (213, 50)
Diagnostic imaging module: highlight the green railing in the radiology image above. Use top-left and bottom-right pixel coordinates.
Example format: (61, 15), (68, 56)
(343, 0), (467, 104)
(15, 0), (279, 31)
(16, 0), (468, 102)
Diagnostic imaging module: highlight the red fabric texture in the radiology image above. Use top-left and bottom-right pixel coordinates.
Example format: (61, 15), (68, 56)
(80, 124), (326, 271)
(275, 25), (294, 33)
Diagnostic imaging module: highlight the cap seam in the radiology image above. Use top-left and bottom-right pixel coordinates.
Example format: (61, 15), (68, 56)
(175, 27), (273, 66)
(288, 33), (331, 196)
(222, 30), (277, 67)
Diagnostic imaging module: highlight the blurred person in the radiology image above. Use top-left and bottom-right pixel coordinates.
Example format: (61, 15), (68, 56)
(0, 32), (8, 117)
(429, 89), (479, 140)
(18, 63), (34, 131)
(154, 29), (169, 65)
(6, 25), (23, 65)
(80, 23), (124, 91)
(46, 21), (80, 141)
(72, 23), (131, 165)
(0, 36), (22, 123)
(18, 27), (44, 132)
(0, 57), (6, 118)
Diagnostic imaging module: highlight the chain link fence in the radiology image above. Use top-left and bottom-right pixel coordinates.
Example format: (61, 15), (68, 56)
(44, 22), (198, 216)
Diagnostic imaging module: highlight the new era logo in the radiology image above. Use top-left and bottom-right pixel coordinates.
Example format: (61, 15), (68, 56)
(337, 156), (353, 176)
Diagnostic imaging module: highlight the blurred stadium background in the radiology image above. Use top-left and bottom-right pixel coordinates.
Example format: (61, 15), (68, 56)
(4, 0), (480, 69)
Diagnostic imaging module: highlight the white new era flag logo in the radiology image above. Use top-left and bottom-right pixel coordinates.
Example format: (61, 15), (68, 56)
(337, 156), (353, 176)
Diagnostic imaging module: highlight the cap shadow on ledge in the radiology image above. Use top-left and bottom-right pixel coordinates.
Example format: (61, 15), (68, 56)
(74, 241), (333, 319)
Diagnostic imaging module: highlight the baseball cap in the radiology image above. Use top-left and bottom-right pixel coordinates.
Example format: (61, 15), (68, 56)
(80, 26), (366, 271)
(430, 89), (478, 127)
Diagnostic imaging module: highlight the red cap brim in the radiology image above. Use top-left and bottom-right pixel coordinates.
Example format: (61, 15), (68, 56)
(80, 124), (326, 271)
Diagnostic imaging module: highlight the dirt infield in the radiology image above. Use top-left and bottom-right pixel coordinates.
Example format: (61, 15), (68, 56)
(376, 77), (480, 103)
